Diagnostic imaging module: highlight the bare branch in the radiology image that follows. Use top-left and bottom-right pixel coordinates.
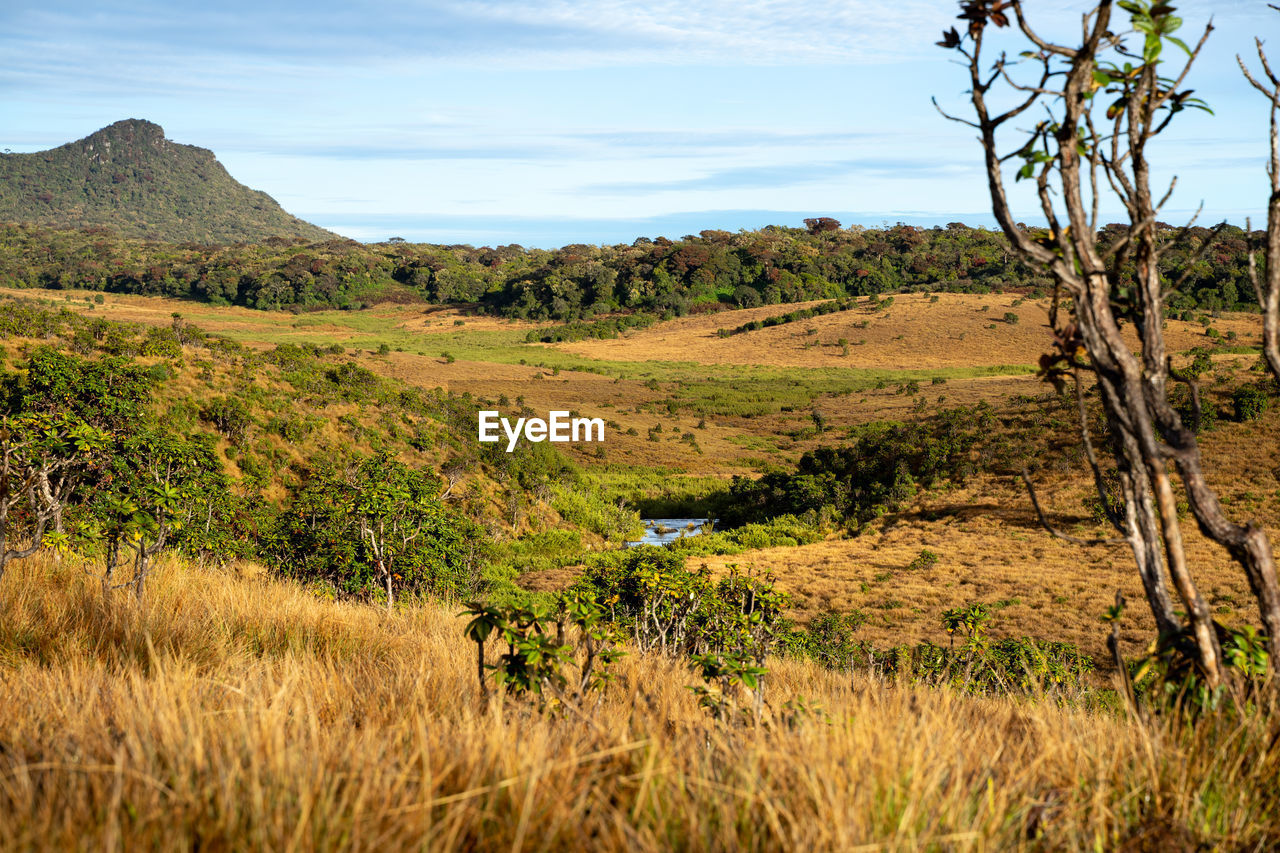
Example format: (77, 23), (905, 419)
(1021, 468), (1128, 547)
(1153, 175), (1178, 214)
(1011, 0), (1078, 57)
(932, 96), (980, 129)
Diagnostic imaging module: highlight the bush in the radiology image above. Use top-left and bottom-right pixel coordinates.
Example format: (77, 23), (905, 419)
(551, 484), (644, 542)
(907, 548), (939, 571)
(801, 610), (870, 670)
(664, 516), (823, 557)
(1232, 383), (1271, 422)
(199, 396), (253, 442)
(869, 637), (1094, 695)
(269, 454), (486, 603)
(572, 548), (792, 661)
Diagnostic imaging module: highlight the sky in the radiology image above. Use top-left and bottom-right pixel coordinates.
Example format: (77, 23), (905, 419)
(1, 1), (1278, 247)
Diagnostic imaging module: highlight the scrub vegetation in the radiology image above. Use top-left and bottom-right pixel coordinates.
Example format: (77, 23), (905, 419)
(4, 1), (1280, 848)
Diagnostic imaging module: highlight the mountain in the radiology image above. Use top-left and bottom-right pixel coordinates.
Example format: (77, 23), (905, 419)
(0, 119), (334, 244)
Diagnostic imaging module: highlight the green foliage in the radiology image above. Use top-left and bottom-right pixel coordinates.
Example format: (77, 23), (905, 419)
(527, 314), (656, 343)
(2, 346), (155, 430)
(3, 213), (1258, 322)
(572, 548), (793, 661)
(1231, 383), (1271, 422)
(1132, 622), (1273, 710)
(799, 609), (870, 670)
(269, 454), (486, 603)
(0, 120), (333, 244)
(664, 515), (823, 557)
(47, 416), (246, 597)
(199, 396), (253, 442)
(872, 637), (1094, 695)
(725, 299), (858, 336)
(550, 484), (643, 543)
(721, 404), (996, 527)
(941, 603), (991, 648)
(461, 589), (626, 708)
(908, 548), (940, 571)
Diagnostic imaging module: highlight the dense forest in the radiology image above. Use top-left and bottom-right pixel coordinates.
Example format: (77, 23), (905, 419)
(0, 218), (1260, 320)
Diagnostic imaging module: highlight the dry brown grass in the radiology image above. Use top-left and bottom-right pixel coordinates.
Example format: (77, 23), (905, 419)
(1, 555), (1278, 850)
(689, 480), (1261, 671)
(557, 293), (1259, 370)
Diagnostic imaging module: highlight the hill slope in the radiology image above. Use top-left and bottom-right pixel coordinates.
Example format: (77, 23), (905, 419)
(0, 119), (334, 244)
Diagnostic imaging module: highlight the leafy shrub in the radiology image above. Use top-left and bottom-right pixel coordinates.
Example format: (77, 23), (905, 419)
(800, 610), (870, 670)
(3, 347), (155, 430)
(870, 637), (1094, 695)
(199, 396), (253, 442)
(461, 590), (626, 707)
(1232, 383), (1271, 422)
(908, 548), (939, 571)
(324, 361), (381, 402)
(550, 484), (643, 542)
(572, 547), (792, 660)
(269, 454), (486, 602)
(664, 515), (823, 557)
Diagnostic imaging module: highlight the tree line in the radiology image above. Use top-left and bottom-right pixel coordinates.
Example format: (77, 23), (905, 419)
(0, 218), (1259, 320)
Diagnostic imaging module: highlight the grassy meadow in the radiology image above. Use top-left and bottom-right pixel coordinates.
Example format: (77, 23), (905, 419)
(2, 554), (1278, 850)
(4, 286), (1280, 848)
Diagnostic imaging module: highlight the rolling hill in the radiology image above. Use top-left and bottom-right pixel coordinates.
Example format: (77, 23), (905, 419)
(0, 119), (334, 244)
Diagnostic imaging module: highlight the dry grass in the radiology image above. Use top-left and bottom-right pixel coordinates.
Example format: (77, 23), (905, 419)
(557, 293), (1259, 370)
(2, 555), (1279, 850)
(689, 478), (1263, 671)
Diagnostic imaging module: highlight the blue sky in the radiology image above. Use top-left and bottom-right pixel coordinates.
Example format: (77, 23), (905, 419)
(2, 1), (1277, 247)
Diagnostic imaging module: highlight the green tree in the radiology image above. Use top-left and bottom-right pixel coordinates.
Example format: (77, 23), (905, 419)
(0, 413), (108, 585)
(273, 454), (483, 605)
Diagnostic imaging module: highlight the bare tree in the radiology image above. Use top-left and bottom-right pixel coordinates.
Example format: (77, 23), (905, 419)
(936, 0), (1280, 686)
(1239, 18), (1280, 385)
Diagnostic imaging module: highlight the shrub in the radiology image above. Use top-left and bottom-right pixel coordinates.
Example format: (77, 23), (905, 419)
(801, 610), (870, 670)
(1232, 383), (1271, 422)
(573, 548), (792, 660)
(907, 548), (939, 571)
(270, 454), (485, 603)
(199, 396), (253, 442)
(551, 484), (643, 542)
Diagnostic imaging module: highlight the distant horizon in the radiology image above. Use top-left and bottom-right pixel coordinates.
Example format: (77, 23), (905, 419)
(4, 1), (1276, 250)
(301, 208), (1267, 250)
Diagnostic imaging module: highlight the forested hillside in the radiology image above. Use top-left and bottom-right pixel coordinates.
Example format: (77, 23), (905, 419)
(0, 295), (650, 602)
(0, 218), (1258, 319)
(0, 119), (334, 244)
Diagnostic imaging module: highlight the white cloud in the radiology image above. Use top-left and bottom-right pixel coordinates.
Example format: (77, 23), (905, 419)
(444, 0), (944, 66)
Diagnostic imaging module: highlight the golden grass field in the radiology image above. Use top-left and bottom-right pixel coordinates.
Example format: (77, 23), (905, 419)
(558, 293), (1260, 370)
(1, 555), (1278, 850)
